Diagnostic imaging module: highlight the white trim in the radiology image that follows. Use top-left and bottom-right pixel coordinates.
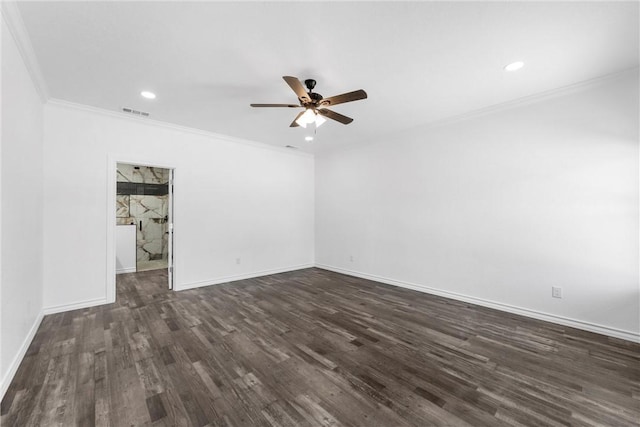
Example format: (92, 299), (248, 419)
(322, 67), (640, 154)
(422, 67), (639, 131)
(1, 2), (50, 101)
(116, 267), (137, 275)
(176, 264), (314, 291)
(42, 297), (107, 316)
(106, 156), (117, 304)
(167, 168), (174, 290)
(45, 70), (637, 160)
(316, 264), (640, 344)
(1, 311), (44, 400)
(47, 99), (314, 158)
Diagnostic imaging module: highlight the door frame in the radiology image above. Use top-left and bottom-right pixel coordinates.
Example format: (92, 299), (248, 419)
(106, 155), (176, 304)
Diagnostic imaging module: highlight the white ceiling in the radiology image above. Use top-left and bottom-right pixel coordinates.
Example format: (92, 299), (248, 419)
(15, 1), (639, 153)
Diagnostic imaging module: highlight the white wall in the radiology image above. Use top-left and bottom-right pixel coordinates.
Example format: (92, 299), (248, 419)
(115, 224), (136, 274)
(1, 19), (44, 395)
(42, 103), (314, 310)
(316, 71), (639, 340)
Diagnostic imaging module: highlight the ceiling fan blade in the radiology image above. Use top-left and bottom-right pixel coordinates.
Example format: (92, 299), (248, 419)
(289, 111), (305, 127)
(318, 89), (367, 107)
(283, 76), (311, 103)
(250, 103), (301, 108)
(317, 108), (354, 125)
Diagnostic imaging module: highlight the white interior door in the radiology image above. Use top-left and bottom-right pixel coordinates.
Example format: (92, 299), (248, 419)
(168, 169), (174, 289)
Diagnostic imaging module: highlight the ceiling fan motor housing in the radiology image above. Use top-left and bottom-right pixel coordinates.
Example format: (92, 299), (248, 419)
(309, 92), (323, 103)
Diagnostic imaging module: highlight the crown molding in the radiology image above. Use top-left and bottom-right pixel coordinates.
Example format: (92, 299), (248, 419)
(421, 66), (640, 131)
(1, 2), (50, 102)
(320, 66), (640, 155)
(46, 98), (314, 158)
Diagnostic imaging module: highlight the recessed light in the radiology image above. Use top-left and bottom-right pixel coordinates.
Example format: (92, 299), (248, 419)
(305, 136), (314, 142)
(140, 91), (156, 99)
(504, 61), (524, 72)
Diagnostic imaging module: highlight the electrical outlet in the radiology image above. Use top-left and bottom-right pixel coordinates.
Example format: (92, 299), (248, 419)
(552, 286), (562, 299)
(236, 257), (241, 265)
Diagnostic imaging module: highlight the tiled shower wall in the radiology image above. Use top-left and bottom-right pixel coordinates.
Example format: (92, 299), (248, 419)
(116, 164), (169, 263)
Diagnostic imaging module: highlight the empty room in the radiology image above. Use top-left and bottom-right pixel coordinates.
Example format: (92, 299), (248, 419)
(1, 1), (638, 426)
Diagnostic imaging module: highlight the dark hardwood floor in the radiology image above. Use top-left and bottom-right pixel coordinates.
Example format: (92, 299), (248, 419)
(2, 268), (639, 426)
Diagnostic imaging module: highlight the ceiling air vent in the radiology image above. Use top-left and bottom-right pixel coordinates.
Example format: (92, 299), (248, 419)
(122, 107), (150, 117)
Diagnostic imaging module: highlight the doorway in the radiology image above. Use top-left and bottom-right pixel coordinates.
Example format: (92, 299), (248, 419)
(114, 162), (174, 290)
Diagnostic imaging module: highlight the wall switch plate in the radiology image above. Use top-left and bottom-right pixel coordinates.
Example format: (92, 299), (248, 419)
(349, 255), (354, 262)
(552, 286), (562, 298)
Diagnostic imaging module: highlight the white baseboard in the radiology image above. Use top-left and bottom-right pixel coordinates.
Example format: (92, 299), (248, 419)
(176, 263), (315, 291)
(1, 311), (44, 400)
(116, 267), (137, 274)
(42, 297), (108, 315)
(316, 264), (640, 344)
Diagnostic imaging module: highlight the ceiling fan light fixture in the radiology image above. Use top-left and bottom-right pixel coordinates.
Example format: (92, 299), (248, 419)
(315, 114), (327, 127)
(296, 108), (317, 127)
(504, 61), (524, 72)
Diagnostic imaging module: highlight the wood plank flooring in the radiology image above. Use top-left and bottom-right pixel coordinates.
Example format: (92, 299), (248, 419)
(2, 268), (639, 426)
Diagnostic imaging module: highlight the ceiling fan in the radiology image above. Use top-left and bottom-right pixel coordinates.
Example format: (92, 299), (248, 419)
(250, 76), (367, 128)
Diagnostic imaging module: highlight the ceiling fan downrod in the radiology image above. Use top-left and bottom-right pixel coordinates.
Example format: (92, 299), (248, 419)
(304, 79), (323, 103)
